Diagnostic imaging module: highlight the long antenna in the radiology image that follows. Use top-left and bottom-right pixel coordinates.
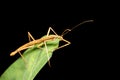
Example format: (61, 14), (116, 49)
(61, 20), (94, 36)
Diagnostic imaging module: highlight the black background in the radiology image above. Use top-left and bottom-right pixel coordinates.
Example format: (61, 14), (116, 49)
(0, 1), (109, 80)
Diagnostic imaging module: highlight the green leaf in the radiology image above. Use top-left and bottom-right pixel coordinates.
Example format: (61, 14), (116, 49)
(0, 38), (60, 80)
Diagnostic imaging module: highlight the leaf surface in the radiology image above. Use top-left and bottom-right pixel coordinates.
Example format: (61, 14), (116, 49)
(0, 38), (60, 80)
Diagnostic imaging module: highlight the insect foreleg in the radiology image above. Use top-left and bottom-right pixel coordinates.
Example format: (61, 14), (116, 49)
(28, 32), (35, 41)
(56, 39), (71, 50)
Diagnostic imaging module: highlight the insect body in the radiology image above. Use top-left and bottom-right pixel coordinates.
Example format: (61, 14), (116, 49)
(10, 20), (94, 63)
(10, 27), (71, 61)
(10, 35), (69, 56)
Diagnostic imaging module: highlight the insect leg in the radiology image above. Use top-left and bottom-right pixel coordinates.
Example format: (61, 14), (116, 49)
(28, 32), (35, 41)
(44, 41), (51, 67)
(47, 27), (58, 36)
(43, 27), (59, 67)
(18, 52), (27, 63)
(56, 38), (71, 50)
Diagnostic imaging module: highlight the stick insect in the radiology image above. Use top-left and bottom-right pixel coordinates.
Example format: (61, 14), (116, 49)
(10, 20), (94, 66)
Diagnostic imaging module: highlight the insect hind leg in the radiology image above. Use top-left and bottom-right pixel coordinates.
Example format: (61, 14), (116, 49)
(18, 52), (27, 64)
(28, 32), (35, 41)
